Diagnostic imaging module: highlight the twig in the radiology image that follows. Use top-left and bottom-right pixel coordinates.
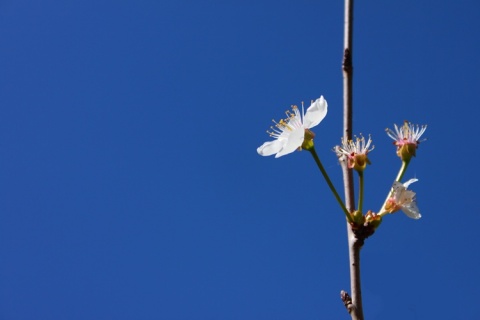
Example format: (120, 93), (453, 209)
(341, 0), (365, 319)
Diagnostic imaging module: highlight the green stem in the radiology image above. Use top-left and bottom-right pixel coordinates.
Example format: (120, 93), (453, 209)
(357, 171), (364, 213)
(309, 147), (353, 222)
(395, 160), (410, 182)
(379, 159), (411, 214)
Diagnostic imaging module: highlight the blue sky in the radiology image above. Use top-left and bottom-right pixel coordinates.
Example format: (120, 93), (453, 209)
(0, 1), (479, 319)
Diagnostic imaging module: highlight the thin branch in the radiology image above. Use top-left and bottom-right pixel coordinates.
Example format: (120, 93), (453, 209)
(341, 1), (365, 320)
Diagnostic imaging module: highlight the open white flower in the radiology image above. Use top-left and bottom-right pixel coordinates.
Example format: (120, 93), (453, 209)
(385, 178), (421, 219)
(257, 96), (328, 158)
(386, 121), (427, 146)
(386, 121), (427, 160)
(335, 134), (374, 171)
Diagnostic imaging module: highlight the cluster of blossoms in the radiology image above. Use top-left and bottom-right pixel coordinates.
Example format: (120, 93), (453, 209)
(257, 95), (427, 225)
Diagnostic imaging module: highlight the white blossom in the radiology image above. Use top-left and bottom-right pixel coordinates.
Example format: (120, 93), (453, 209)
(386, 178), (421, 219)
(257, 96), (328, 158)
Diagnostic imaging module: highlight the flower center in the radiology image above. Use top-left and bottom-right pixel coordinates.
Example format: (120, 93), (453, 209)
(266, 106), (303, 138)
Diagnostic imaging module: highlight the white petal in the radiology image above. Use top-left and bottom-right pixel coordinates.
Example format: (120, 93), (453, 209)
(392, 181), (404, 192)
(257, 139), (286, 156)
(402, 203), (421, 219)
(303, 96), (328, 129)
(403, 178), (418, 189)
(275, 127), (305, 158)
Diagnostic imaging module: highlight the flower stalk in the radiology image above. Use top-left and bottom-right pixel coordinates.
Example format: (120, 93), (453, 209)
(395, 159), (410, 182)
(357, 171), (364, 214)
(335, 135), (373, 216)
(308, 147), (352, 222)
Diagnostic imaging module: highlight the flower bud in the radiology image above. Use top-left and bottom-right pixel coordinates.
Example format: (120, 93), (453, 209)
(365, 211), (382, 229)
(352, 210), (365, 225)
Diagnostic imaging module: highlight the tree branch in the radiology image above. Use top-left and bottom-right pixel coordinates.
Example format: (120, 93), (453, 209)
(341, 0), (365, 319)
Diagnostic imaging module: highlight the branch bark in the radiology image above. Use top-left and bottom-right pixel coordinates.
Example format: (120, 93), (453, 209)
(341, 1), (365, 319)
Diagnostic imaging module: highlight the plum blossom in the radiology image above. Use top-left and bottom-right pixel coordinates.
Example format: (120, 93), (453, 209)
(385, 178), (421, 219)
(257, 96), (328, 158)
(386, 121), (427, 160)
(335, 134), (374, 171)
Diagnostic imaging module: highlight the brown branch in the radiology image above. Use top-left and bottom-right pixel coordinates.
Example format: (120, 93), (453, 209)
(341, 0), (365, 320)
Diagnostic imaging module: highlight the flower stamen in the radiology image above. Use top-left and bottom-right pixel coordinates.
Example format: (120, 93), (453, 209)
(335, 134), (374, 171)
(386, 121), (427, 160)
(257, 96), (328, 158)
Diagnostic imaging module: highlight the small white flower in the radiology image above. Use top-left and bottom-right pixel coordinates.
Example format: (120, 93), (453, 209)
(336, 135), (374, 157)
(386, 178), (421, 219)
(386, 122), (427, 160)
(386, 121), (427, 148)
(335, 134), (374, 170)
(257, 96), (328, 158)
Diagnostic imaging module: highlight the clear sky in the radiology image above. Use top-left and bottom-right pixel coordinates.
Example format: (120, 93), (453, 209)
(0, 1), (479, 319)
